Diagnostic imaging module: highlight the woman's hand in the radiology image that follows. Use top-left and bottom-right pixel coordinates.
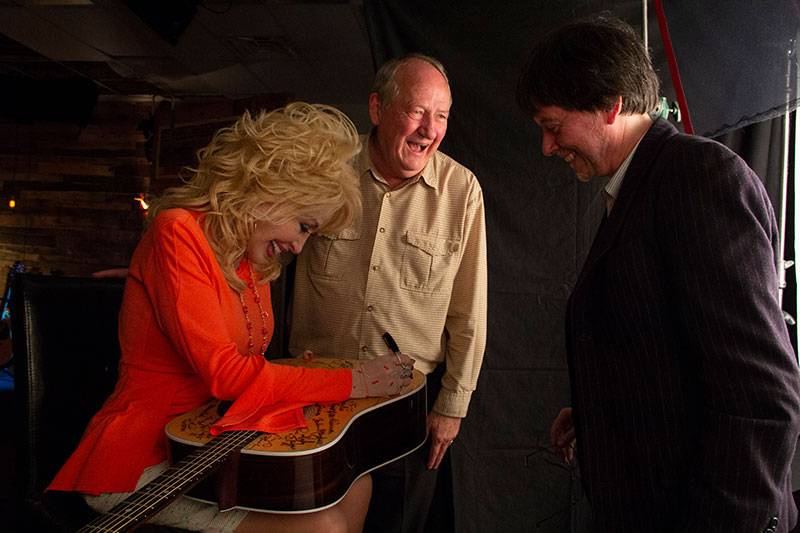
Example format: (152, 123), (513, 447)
(350, 350), (415, 398)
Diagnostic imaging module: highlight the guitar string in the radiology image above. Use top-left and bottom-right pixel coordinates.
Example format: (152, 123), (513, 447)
(82, 430), (261, 532)
(81, 432), (253, 532)
(86, 431), (260, 532)
(84, 431), (260, 532)
(85, 377), (424, 531)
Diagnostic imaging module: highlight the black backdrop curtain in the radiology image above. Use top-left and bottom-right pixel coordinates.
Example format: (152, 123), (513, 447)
(362, 2), (797, 531)
(661, 0), (799, 138)
(363, 3), (643, 531)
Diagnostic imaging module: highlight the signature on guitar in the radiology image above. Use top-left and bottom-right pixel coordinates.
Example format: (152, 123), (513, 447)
(166, 358), (428, 514)
(169, 357), (422, 455)
(79, 358), (427, 532)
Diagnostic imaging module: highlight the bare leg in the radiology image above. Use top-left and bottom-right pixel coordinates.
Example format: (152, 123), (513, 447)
(339, 474), (372, 533)
(234, 475), (371, 533)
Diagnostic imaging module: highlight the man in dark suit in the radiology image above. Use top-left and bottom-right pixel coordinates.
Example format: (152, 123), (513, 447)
(517, 17), (800, 533)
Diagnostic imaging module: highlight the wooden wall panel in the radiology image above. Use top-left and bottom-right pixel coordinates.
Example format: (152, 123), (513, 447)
(0, 100), (151, 279)
(0, 93), (291, 285)
(150, 93), (290, 195)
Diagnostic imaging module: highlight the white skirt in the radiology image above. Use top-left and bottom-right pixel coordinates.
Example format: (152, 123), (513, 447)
(83, 461), (248, 532)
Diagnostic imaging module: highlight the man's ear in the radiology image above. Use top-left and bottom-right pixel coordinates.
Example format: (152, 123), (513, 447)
(368, 93), (382, 126)
(605, 96), (623, 124)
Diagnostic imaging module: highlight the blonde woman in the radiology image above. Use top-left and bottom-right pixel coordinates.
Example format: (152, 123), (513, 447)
(48, 103), (414, 533)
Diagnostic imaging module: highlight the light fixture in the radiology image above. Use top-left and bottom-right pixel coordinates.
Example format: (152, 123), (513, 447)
(134, 194), (149, 211)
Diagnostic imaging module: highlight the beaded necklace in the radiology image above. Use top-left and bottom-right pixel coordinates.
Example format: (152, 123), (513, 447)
(239, 262), (269, 356)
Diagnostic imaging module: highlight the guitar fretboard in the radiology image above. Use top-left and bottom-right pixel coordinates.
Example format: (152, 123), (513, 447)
(77, 429), (261, 532)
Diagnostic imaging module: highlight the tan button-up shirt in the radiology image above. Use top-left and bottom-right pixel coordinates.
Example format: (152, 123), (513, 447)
(289, 134), (488, 418)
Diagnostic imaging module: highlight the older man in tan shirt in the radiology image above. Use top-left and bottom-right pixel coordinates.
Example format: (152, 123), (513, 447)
(290, 54), (487, 532)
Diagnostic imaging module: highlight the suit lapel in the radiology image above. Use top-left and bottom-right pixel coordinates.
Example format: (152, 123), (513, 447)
(574, 119), (679, 289)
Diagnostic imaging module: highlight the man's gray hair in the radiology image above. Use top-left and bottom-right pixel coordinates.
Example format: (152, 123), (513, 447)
(371, 53), (449, 106)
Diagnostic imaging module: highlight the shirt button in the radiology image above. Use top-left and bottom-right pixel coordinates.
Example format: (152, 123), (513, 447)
(361, 345), (368, 352)
(385, 192), (391, 198)
(372, 265), (378, 271)
(379, 227), (386, 233)
(367, 305), (374, 311)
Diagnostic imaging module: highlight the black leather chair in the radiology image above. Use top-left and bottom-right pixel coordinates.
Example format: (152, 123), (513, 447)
(10, 273), (125, 531)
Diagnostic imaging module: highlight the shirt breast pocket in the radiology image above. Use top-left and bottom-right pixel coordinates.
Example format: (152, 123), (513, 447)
(401, 230), (461, 293)
(306, 227), (361, 281)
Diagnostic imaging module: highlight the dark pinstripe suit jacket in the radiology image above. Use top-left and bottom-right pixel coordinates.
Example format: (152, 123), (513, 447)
(567, 119), (800, 533)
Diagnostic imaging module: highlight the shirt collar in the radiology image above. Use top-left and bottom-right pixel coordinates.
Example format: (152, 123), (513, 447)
(362, 130), (439, 190)
(604, 136), (643, 213)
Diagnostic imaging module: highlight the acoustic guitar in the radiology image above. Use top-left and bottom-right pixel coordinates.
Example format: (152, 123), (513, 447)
(77, 358), (427, 532)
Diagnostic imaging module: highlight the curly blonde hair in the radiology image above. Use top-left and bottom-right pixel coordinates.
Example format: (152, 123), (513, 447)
(148, 102), (362, 291)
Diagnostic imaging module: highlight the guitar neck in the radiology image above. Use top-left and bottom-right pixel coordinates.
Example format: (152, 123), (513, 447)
(78, 429), (262, 533)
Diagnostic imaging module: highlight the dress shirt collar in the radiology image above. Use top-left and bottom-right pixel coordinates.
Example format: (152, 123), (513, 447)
(604, 136), (644, 213)
(362, 130), (440, 190)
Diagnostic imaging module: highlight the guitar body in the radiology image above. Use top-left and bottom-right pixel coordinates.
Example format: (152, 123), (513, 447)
(166, 358), (427, 514)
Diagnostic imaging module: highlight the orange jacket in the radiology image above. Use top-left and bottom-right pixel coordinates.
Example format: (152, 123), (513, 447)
(48, 209), (351, 495)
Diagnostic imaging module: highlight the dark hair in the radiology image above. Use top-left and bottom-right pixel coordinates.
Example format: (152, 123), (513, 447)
(516, 17), (659, 116)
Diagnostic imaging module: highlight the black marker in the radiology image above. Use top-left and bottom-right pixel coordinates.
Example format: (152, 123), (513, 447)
(383, 331), (413, 379)
(382, 331), (401, 354)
